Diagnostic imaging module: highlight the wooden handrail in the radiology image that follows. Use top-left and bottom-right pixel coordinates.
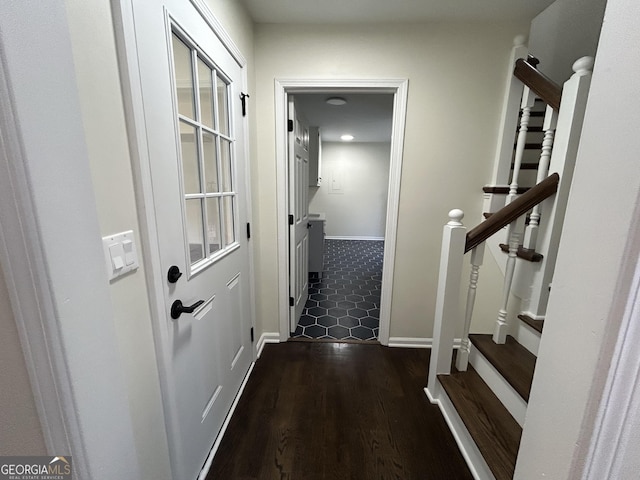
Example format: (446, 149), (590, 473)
(514, 57), (562, 111)
(465, 173), (559, 253)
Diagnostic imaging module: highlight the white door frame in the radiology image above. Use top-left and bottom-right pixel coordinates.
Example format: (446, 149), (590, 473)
(112, 0), (256, 475)
(275, 78), (409, 344)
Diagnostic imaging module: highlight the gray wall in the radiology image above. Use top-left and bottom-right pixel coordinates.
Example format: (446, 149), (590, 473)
(309, 142), (390, 239)
(529, 0), (607, 83)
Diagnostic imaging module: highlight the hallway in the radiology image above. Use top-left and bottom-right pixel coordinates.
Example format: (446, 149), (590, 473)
(207, 342), (472, 479)
(293, 240), (384, 341)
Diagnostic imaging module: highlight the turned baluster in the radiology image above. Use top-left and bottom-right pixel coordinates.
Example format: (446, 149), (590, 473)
(524, 106), (558, 249)
(456, 243), (485, 372)
(508, 87), (537, 204)
(494, 216), (525, 344)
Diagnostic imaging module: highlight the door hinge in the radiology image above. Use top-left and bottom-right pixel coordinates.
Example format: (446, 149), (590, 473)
(240, 92), (250, 117)
(246, 222), (251, 239)
(289, 296), (294, 307)
(287, 119), (294, 132)
(288, 214), (294, 225)
(250, 327), (254, 342)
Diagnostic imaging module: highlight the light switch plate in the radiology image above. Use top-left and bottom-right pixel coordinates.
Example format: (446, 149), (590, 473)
(102, 230), (139, 281)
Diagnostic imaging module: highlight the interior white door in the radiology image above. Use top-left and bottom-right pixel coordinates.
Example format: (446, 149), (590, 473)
(129, 2), (252, 478)
(288, 98), (310, 332)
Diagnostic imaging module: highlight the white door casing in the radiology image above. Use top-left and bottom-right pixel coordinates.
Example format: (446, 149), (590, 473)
(288, 98), (310, 332)
(275, 79), (409, 344)
(114, 1), (253, 479)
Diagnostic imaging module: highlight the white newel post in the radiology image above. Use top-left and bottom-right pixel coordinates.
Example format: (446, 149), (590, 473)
(456, 242), (485, 371)
(521, 56), (594, 321)
(427, 210), (466, 394)
(524, 105), (558, 250)
(494, 215), (525, 343)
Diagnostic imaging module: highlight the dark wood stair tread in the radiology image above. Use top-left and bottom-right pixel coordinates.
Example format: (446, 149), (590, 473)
(482, 186), (531, 195)
(469, 334), (536, 402)
(498, 243), (543, 262)
(439, 366), (521, 480)
(518, 314), (544, 334)
(513, 142), (543, 149)
(511, 162), (540, 170)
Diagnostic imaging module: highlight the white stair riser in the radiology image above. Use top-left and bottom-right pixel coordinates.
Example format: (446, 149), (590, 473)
(469, 345), (528, 427)
(512, 320), (540, 356)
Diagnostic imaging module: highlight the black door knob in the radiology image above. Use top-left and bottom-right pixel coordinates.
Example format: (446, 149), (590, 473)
(167, 265), (182, 283)
(171, 299), (205, 319)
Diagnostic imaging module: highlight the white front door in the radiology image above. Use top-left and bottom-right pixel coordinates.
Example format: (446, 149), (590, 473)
(288, 98), (310, 332)
(129, 1), (252, 478)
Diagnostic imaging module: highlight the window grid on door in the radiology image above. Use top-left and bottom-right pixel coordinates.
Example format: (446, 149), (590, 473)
(169, 28), (237, 274)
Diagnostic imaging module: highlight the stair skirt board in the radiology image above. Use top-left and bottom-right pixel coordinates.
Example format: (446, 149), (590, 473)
(469, 345), (528, 427)
(512, 319), (540, 356)
(425, 384), (496, 480)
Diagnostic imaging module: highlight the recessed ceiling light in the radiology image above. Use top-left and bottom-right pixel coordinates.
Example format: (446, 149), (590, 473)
(341, 134), (354, 141)
(326, 97), (347, 106)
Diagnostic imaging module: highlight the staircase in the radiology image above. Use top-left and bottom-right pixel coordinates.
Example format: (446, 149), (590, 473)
(425, 41), (594, 480)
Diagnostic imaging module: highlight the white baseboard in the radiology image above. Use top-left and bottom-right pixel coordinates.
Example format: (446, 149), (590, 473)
(198, 361), (255, 480)
(424, 384), (495, 480)
(256, 332), (280, 358)
(324, 236), (385, 241)
(388, 337), (462, 349)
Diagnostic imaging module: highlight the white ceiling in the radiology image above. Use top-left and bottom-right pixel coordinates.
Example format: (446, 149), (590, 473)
(294, 93), (394, 143)
(241, 0), (555, 24)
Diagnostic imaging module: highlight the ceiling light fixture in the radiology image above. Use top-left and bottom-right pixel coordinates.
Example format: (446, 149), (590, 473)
(326, 97), (347, 106)
(341, 134), (354, 141)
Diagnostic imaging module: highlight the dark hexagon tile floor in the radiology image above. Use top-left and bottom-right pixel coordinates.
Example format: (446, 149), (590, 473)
(292, 239), (383, 341)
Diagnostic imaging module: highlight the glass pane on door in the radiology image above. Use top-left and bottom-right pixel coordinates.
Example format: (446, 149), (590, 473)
(171, 34), (195, 119)
(185, 199), (205, 264)
(197, 58), (214, 129)
(216, 74), (229, 136)
(206, 197), (222, 255)
(220, 139), (232, 192)
(179, 121), (201, 194)
(222, 196), (235, 246)
(202, 132), (219, 193)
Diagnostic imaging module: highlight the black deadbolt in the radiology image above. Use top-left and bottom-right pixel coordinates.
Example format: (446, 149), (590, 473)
(167, 265), (182, 284)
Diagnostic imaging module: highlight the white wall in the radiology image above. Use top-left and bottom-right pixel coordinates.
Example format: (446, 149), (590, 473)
(309, 142), (390, 238)
(0, 263), (47, 455)
(253, 21), (526, 338)
(529, 0), (606, 83)
(515, 0), (640, 476)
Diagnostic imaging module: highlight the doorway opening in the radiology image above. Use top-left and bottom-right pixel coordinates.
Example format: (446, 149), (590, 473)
(275, 79), (409, 346)
(290, 93), (393, 341)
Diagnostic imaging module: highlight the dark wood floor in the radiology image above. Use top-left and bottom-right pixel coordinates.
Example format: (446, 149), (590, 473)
(206, 341), (473, 480)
